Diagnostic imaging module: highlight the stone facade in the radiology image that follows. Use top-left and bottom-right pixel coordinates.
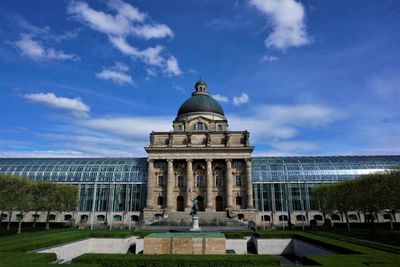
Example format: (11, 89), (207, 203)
(144, 234), (226, 255)
(143, 81), (256, 223)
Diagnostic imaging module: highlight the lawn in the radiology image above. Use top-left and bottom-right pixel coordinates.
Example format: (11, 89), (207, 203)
(0, 226), (399, 267)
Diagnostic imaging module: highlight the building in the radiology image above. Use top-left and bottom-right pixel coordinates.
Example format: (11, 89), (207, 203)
(143, 80), (255, 222)
(0, 80), (399, 228)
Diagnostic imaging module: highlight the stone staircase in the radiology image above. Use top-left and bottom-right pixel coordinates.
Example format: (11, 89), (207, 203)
(150, 211), (247, 226)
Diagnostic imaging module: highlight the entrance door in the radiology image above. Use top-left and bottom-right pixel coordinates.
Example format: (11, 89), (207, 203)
(197, 196), (205, 211)
(215, 196), (223, 211)
(176, 196), (184, 211)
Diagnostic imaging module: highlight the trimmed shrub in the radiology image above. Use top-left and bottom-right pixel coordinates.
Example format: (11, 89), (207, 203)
(73, 254), (280, 267)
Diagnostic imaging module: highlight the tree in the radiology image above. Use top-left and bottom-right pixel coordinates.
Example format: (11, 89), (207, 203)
(14, 177), (34, 234)
(383, 170), (400, 230)
(330, 180), (357, 232)
(0, 174), (22, 230)
(312, 184), (335, 223)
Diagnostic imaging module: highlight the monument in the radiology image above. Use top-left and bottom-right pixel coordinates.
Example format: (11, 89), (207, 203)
(190, 196), (201, 231)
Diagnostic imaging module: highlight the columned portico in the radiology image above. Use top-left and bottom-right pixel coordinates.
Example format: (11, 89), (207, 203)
(167, 159), (174, 209)
(206, 159), (213, 211)
(185, 159), (193, 209)
(246, 159), (254, 209)
(146, 159), (154, 209)
(225, 159), (233, 209)
(143, 80), (255, 223)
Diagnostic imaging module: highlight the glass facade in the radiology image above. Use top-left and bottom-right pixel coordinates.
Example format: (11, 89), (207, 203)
(0, 158), (147, 212)
(252, 156), (400, 212)
(0, 156), (399, 213)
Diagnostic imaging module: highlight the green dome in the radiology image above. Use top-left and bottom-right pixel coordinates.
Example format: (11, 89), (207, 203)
(177, 94), (225, 116)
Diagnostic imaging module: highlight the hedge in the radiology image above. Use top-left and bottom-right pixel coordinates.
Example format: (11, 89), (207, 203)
(72, 254), (280, 267)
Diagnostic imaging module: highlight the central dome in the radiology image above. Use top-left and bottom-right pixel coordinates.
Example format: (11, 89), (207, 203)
(177, 80), (225, 117)
(177, 94), (225, 116)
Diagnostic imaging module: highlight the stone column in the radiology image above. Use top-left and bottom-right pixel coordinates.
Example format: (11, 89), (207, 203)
(206, 159), (213, 210)
(225, 159), (233, 209)
(186, 159), (193, 209)
(145, 159), (154, 208)
(167, 159), (174, 209)
(246, 159), (254, 209)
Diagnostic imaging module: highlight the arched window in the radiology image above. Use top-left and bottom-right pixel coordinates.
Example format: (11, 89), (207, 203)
(348, 214), (358, 221)
(64, 214), (72, 221)
(279, 215), (288, 221)
(32, 214), (39, 221)
(1, 214), (7, 220)
(331, 214), (341, 221)
(97, 215), (105, 222)
(261, 215), (271, 221)
(80, 215), (88, 222)
(314, 214), (323, 221)
(131, 215), (139, 222)
(238, 214), (245, 220)
(49, 214), (56, 221)
(296, 215), (306, 221)
(192, 122), (208, 131)
(157, 196), (164, 206)
(113, 215), (122, 222)
(383, 213), (391, 220)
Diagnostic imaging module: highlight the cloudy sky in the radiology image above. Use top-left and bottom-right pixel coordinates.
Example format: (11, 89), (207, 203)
(0, 0), (399, 157)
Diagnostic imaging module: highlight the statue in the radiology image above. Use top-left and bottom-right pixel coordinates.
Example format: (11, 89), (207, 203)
(189, 196), (201, 231)
(190, 197), (198, 216)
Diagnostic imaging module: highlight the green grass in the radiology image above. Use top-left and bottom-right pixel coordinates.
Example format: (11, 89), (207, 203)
(318, 223), (400, 247)
(0, 228), (399, 266)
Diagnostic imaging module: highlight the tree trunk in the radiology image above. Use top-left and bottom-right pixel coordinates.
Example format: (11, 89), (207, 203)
(0, 211), (3, 228)
(390, 212), (394, 231)
(344, 212), (351, 232)
(45, 211), (50, 230)
(32, 210), (38, 227)
(7, 211), (12, 230)
(370, 212), (376, 235)
(17, 212), (23, 234)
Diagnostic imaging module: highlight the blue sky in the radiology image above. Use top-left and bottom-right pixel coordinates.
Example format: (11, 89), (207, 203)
(0, 0), (399, 157)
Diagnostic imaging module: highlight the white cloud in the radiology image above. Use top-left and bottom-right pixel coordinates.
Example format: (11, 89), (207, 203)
(14, 34), (78, 61)
(212, 94), (229, 103)
(67, 1), (146, 36)
(260, 55), (278, 62)
(96, 62), (134, 84)
(249, 0), (311, 50)
(233, 93), (249, 106)
(0, 150), (85, 158)
(367, 74), (400, 98)
(271, 140), (319, 152)
(165, 56), (182, 76)
(131, 24), (174, 40)
(80, 116), (172, 139)
(68, 1), (179, 76)
(229, 103), (346, 144)
(23, 92), (90, 117)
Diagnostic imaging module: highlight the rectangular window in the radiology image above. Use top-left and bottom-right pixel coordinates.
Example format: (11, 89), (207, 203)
(178, 125), (183, 131)
(218, 125), (223, 131)
(216, 176), (223, 187)
(197, 175), (204, 187)
(158, 175), (164, 186)
(236, 175), (242, 186)
(178, 175), (184, 187)
(233, 161), (242, 168)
